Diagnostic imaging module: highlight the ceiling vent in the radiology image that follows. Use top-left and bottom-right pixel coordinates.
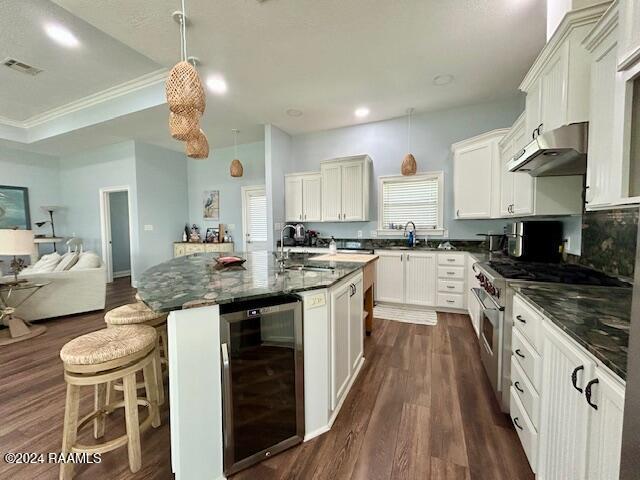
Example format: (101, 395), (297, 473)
(3, 58), (43, 76)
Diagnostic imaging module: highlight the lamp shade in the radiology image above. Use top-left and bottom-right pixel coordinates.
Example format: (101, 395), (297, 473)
(0, 229), (34, 256)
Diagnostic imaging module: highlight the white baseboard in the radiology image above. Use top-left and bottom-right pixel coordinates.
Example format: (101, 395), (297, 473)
(113, 269), (131, 278)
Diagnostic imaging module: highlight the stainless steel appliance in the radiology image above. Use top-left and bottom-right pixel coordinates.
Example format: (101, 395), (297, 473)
(507, 122), (588, 176)
(293, 224), (306, 242)
(219, 294), (304, 476)
(476, 233), (506, 253)
(473, 258), (629, 413)
(506, 221), (563, 262)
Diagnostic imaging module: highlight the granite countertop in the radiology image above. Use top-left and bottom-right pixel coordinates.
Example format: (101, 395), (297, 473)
(137, 251), (366, 313)
(284, 238), (489, 253)
(512, 283), (632, 380)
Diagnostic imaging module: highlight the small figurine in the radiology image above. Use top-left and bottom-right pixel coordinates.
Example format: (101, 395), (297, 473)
(189, 224), (201, 243)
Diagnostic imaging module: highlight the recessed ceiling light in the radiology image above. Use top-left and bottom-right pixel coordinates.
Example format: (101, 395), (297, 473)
(286, 108), (303, 117)
(355, 107), (370, 118)
(207, 75), (228, 95)
(44, 23), (79, 48)
(433, 74), (454, 86)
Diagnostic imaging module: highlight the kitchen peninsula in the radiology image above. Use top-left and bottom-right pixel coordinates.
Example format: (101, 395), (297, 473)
(137, 250), (378, 480)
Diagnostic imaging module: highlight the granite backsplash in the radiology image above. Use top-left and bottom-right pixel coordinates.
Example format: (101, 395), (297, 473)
(576, 207), (639, 280)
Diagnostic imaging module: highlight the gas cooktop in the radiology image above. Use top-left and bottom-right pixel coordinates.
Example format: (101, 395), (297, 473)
(487, 260), (629, 287)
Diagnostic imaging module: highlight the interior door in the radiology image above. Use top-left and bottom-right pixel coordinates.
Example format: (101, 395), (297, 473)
(302, 175), (322, 222)
(285, 176), (303, 222)
(321, 163), (342, 221)
(341, 161), (364, 221)
(375, 251), (404, 304)
(404, 252), (436, 306)
(243, 187), (268, 252)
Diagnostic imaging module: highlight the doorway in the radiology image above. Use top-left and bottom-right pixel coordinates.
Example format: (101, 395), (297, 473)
(99, 186), (134, 284)
(241, 186), (268, 252)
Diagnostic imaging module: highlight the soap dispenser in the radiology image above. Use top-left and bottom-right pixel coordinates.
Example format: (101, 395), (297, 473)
(329, 236), (337, 256)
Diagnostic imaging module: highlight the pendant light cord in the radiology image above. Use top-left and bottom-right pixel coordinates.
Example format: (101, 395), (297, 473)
(180, 0), (187, 61)
(234, 130), (238, 158)
(407, 108), (412, 152)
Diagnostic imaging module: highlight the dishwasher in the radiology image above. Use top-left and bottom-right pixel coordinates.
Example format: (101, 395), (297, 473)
(219, 294), (304, 476)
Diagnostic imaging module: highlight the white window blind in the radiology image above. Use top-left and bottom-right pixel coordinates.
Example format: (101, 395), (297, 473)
(380, 174), (442, 230)
(248, 194), (268, 241)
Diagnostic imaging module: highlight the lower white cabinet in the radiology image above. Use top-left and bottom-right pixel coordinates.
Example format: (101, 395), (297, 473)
(330, 272), (363, 410)
(375, 250), (404, 303)
(375, 250), (437, 307)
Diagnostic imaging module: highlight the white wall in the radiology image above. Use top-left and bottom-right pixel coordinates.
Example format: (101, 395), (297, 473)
(265, 125), (293, 248)
(187, 141), (265, 250)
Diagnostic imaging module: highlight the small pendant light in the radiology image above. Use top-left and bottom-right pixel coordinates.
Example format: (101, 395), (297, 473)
(230, 129), (244, 177)
(401, 107), (417, 176)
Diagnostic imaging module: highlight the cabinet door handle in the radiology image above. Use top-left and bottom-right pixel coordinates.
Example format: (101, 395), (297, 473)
(407, 254), (410, 261)
(585, 378), (599, 410)
(515, 349), (525, 359)
(514, 381), (524, 393)
(447, 272), (455, 275)
(512, 417), (524, 431)
(571, 365), (584, 393)
(304, 214), (307, 220)
(447, 285), (455, 289)
(446, 300), (455, 304)
(447, 258), (455, 262)
(516, 314), (526, 324)
(456, 209), (460, 218)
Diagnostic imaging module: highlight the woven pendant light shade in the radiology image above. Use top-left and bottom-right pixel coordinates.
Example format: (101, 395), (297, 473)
(166, 61), (206, 115)
(186, 129), (209, 159)
(401, 153), (417, 176)
(230, 159), (244, 177)
(169, 110), (200, 141)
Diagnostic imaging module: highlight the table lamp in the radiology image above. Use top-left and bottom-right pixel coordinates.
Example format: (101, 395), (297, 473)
(0, 229), (34, 285)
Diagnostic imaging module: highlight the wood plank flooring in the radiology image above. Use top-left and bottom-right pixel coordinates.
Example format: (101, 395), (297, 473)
(0, 279), (533, 479)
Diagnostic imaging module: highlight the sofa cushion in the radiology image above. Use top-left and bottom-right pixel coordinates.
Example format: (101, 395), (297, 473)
(30, 252), (62, 273)
(54, 251), (80, 272)
(70, 251), (102, 270)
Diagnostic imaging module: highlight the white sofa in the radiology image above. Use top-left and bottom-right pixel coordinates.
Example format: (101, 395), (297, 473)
(2, 264), (107, 321)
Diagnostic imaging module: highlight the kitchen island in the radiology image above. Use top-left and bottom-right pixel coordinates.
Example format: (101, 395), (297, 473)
(137, 251), (377, 480)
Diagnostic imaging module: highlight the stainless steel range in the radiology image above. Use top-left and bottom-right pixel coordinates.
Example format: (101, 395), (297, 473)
(472, 258), (628, 413)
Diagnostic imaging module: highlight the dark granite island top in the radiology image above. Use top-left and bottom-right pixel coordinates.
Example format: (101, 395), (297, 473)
(137, 251), (367, 313)
(512, 283), (632, 380)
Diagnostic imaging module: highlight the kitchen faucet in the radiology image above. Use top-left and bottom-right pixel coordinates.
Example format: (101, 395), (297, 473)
(403, 221), (419, 247)
(278, 224), (297, 268)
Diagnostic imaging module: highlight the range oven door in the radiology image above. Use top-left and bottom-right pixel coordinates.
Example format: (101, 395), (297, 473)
(471, 288), (504, 393)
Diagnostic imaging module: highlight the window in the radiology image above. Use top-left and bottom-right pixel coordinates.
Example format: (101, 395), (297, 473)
(378, 172), (444, 234)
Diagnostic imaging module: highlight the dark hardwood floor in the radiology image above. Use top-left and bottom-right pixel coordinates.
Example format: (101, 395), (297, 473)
(0, 278), (533, 480)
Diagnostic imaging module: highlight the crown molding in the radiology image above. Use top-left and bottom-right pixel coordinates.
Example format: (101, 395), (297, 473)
(450, 128), (510, 151)
(0, 68), (168, 130)
(583, 1), (619, 52)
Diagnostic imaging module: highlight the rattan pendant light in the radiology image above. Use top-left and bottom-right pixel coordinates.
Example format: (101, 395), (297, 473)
(230, 129), (244, 177)
(401, 107), (417, 176)
(169, 110), (200, 141)
(186, 128), (209, 159)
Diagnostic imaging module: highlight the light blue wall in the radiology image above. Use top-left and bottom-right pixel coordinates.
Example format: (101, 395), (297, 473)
(108, 190), (131, 274)
(187, 141), (266, 250)
(265, 125), (293, 248)
(287, 98), (527, 240)
(135, 142), (189, 277)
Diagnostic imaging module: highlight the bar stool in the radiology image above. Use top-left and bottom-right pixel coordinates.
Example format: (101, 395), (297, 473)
(105, 302), (168, 405)
(59, 325), (161, 479)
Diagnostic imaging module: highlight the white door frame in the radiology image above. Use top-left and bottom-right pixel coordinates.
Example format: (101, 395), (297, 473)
(99, 186), (135, 284)
(241, 185), (266, 252)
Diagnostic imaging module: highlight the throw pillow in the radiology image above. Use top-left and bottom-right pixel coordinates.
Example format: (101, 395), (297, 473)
(54, 251), (80, 272)
(31, 252), (62, 273)
(70, 252), (102, 270)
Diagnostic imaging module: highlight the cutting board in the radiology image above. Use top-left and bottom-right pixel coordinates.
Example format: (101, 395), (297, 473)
(311, 253), (379, 263)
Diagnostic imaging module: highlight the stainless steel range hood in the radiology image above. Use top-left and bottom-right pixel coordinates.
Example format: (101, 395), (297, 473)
(507, 122), (588, 177)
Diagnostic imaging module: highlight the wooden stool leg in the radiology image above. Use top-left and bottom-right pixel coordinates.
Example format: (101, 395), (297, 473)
(93, 383), (107, 439)
(59, 383), (80, 480)
(160, 328), (169, 365)
(143, 362), (161, 428)
(154, 341), (165, 406)
(123, 373), (142, 473)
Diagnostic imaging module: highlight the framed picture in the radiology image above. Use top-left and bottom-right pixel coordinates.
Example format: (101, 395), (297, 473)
(205, 227), (219, 243)
(0, 185), (31, 230)
(203, 190), (220, 220)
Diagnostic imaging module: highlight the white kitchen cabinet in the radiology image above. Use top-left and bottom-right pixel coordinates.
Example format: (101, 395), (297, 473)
(321, 155), (371, 222)
(538, 321), (595, 479)
(330, 279), (351, 410)
(499, 113), (534, 217)
(619, 0), (640, 70)
(285, 172), (322, 222)
(525, 81), (542, 143)
(404, 252), (437, 306)
(587, 366), (626, 480)
(349, 276), (364, 373)
(452, 129), (508, 219)
(375, 250), (404, 304)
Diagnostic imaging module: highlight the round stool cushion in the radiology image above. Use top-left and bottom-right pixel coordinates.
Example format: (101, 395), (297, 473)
(60, 325), (157, 365)
(105, 302), (165, 326)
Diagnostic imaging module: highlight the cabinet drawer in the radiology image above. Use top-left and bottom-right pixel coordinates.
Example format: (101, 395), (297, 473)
(510, 387), (538, 473)
(438, 293), (465, 309)
(438, 254), (465, 266)
(513, 295), (543, 353)
(438, 279), (464, 293)
(511, 357), (540, 430)
(437, 266), (465, 280)
(512, 329), (542, 391)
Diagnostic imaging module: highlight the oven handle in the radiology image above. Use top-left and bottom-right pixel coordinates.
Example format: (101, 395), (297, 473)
(471, 288), (504, 312)
(221, 342), (234, 468)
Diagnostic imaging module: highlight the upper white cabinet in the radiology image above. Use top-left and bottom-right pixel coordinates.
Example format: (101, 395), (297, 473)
(520, 3), (610, 137)
(618, 0), (640, 69)
(285, 172), (322, 222)
(321, 155), (371, 222)
(452, 129), (508, 219)
(499, 113), (534, 216)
